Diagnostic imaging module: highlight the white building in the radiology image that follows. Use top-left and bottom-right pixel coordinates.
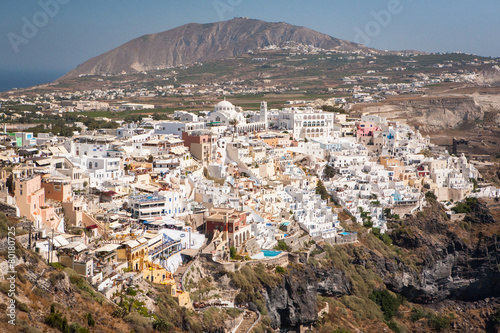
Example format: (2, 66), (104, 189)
(276, 107), (335, 140)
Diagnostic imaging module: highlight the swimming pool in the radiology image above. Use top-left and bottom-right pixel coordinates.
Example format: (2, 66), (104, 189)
(251, 250), (282, 259)
(262, 250), (281, 257)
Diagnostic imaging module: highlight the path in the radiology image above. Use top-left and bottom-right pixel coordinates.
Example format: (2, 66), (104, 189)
(235, 310), (258, 333)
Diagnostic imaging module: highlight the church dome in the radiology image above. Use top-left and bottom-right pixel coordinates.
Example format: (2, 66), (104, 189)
(214, 100), (235, 112)
(208, 99), (245, 124)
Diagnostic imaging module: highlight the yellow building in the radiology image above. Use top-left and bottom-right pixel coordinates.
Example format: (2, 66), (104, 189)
(143, 263), (191, 308)
(117, 238), (148, 271)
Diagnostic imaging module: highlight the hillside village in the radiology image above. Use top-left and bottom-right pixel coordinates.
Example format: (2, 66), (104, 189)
(0, 97), (498, 313)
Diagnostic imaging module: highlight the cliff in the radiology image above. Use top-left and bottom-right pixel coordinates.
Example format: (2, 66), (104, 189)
(387, 198), (500, 303)
(263, 265), (351, 329)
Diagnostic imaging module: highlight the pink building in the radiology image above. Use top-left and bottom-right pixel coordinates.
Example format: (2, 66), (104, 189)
(15, 173), (64, 231)
(357, 122), (380, 137)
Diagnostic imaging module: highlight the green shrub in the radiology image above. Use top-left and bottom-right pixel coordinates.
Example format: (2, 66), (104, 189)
(386, 320), (400, 333)
(49, 272), (66, 284)
(275, 266), (286, 274)
(428, 314), (451, 332)
(16, 299), (30, 313)
(152, 318), (172, 332)
(45, 310), (69, 332)
(226, 308), (243, 318)
(451, 197), (478, 214)
(230, 246), (237, 259)
(50, 262), (65, 270)
(0, 213), (15, 238)
(372, 228), (393, 246)
(126, 287), (137, 296)
(69, 323), (90, 333)
(0, 281), (10, 294)
(425, 191), (437, 201)
(85, 313), (95, 327)
(274, 240), (291, 252)
(410, 307), (426, 322)
(369, 290), (401, 321)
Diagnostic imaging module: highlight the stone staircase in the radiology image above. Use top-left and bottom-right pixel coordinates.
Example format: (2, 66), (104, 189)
(242, 238), (260, 257)
(82, 211), (106, 236)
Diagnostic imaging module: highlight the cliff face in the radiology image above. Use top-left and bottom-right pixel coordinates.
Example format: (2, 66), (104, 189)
(61, 18), (372, 79)
(263, 266), (351, 329)
(358, 94), (500, 130)
(381, 200), (500, 303)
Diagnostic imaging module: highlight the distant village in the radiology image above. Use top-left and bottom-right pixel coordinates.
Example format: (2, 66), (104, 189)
(2, 45), (495, 109)
(0, 95), (498, 309)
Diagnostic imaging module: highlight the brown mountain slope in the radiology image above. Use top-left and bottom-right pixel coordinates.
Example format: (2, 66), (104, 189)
(61, 18), (374, 79)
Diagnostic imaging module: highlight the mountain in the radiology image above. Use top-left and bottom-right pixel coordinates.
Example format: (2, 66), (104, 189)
(61, 18), (375, 79)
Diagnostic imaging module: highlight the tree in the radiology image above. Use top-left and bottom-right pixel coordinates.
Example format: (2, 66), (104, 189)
(229, 119), (239, 133)
(369, 289), (402, 321)
(323, 164), (336, 180)
(229, 246), (237, 259)
(274, 240), (291, 252)
(86, 313), (95, 327)
(315, 180), (329, 200)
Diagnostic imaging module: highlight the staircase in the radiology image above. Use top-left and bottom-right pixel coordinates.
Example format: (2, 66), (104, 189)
(82, 211), (106, 236)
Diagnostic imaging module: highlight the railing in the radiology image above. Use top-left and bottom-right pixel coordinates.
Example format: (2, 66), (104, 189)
(148, 240), (181, 256)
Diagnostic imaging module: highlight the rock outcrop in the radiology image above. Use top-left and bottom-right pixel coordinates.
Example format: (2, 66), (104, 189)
(358, 94), (500, 130)
(263, 265), (351, 329)
(384, 200), (500, 303)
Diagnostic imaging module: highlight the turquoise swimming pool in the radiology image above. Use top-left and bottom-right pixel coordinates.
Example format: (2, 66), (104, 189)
(262, 250), (281, 257)
(251, 250), (282, 259)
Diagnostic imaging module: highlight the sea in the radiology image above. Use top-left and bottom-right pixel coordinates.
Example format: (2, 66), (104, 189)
(0, 69), (69, 93)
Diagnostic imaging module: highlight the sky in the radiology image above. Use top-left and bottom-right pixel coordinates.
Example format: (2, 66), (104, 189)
(0, 0), (499, 89)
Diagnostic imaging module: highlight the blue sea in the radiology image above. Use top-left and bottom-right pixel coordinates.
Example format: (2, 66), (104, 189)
(0, 69), (70, 92)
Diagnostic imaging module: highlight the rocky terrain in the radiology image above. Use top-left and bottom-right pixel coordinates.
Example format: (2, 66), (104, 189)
(1, 197), (500, 332)
(61, 18), (376, 79)
(355, 93), (500, 131)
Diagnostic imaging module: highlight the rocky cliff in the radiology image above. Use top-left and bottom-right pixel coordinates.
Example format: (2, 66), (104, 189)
(357, 94), (500, 131)
(379, 199), (500, 303)
(263, 265), (351, 329)
(260, 199), (500, 331)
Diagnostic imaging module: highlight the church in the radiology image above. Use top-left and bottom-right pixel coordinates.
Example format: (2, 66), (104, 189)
(205, 99), (268, 133)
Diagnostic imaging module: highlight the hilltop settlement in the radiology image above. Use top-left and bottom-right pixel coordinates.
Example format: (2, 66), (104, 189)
(0, 97), (498, 311)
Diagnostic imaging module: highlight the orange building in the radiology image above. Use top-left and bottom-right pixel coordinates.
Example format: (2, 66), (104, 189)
(41, 176), (72, 202)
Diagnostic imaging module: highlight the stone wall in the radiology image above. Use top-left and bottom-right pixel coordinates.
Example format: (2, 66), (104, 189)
(323, 233), (358, 245)
(0, 202), (18, 217)
(241, 252), (291, 268)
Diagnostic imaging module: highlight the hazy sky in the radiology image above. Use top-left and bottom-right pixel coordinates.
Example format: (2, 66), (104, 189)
(1, 0), (498, 74)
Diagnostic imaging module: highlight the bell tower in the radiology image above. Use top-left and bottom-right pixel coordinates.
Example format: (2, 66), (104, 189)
(260, 101), (268, 130)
